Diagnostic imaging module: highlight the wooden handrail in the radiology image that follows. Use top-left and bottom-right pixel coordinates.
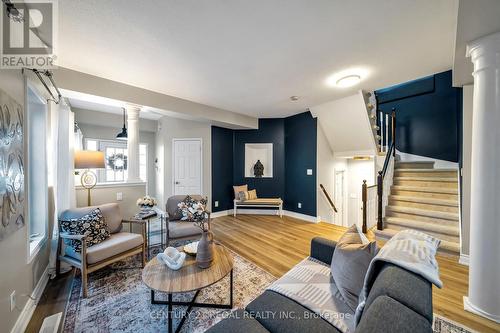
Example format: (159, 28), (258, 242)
(319, 184), (338, 213)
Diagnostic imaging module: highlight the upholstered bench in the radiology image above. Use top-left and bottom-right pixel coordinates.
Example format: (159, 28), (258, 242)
(233, 198), (283, 218)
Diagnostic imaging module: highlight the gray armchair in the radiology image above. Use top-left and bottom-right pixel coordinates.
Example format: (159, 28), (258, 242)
(165, 195), (211, 246)
(57, 203), (146, 297)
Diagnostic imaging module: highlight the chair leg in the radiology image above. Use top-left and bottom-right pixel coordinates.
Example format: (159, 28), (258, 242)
(142, 243), (146, 268)
(81, 267), (88, 298)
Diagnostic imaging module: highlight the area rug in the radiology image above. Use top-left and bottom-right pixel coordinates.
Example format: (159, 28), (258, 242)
(62, 242), (276, 333)
(433, 315), (477, 333)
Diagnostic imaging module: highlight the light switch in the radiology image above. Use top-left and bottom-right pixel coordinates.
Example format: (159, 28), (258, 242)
(307, 169), (313, 175)
(298, 202), (302, 208)
(214, 201), (219, 207)
(116, 192), (123, 201)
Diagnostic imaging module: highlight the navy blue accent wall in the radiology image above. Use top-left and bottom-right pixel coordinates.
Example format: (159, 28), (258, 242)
(211, 111), (318, 217)
(211, 126), (234, 212)
(233, 118), (286, 200)
(284, 112), (317, 216)
(375, 70), (462, 162)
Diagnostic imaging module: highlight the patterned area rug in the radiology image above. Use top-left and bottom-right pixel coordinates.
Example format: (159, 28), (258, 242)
(63, 242), (276, 333)
(433, 315), (476, 333)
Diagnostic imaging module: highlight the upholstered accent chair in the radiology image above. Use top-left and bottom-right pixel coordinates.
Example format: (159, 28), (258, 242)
(57, 203), (146, 297)
(165, 195), (211, 246)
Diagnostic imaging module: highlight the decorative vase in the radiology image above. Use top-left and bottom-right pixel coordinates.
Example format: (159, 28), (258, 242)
(196, 230), (214, 268)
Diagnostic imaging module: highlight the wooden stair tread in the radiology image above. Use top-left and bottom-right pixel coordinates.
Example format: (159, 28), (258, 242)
(386, 205), (459, 220)
(391, 185), (458, 194)
(394, 176), (457, 182)
(389, 195), (458, 206)
(374, 228), (460, 253)
(384, 217), (459, 236)
(394, 168), (457, 173)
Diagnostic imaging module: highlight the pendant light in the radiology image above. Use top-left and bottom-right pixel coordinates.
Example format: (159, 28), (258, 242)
(116, 107), (128, 140)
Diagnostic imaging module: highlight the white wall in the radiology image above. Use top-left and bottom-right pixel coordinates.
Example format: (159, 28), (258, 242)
(0, 70), (50, 333)
(461, 85), (473, 256)
(310, 92), (376, 155)
(317, 125), (335, 223)
(333, 158), (347, 226)
(346, 159), (375, 228)
(155, 116), (212, 208)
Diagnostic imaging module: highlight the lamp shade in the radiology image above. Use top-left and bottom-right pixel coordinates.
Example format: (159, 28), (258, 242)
(74, 150), (105, 169)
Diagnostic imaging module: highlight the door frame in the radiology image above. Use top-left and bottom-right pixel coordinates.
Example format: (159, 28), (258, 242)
(172, 138), (203, 196)
(334, 169), (346, 227)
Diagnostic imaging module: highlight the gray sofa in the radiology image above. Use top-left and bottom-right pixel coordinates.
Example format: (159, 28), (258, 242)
(207, 237), (433, 333)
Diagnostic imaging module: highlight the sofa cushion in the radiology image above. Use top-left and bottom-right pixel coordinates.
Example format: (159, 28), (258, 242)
(166, 195), (204, 221)
(205, 309), (269, 333)
(65, 232), (143, 264)
(60, 208), (110, 252)
(331, 225), (377, 311)
(355, 296), (432, 333)
(98, 203), (123, 233)
(363, 263), (433, 324)
(168, 221), (203, 239)
(59, 203), (123, 234)
(246, 290), (341, 333)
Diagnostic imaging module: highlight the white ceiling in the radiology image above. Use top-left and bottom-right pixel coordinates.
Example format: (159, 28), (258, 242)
(58, 0), (458, 118)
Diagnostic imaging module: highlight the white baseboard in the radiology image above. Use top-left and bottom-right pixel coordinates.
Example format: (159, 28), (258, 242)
(464, 296), (500, 323)
(211, 209), (319, 223)
(10, 265), (49, 333)
(459, 254), (469, 266)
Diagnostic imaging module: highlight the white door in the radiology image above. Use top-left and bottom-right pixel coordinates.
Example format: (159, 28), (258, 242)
(173, 139), (202, 195)
(334, 170), (345, 226)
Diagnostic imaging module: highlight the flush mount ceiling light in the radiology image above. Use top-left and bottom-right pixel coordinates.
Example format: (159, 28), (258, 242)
(326, 67), (369, 89)
(290, 96), (299, 101)
(336, 75), (361, 88)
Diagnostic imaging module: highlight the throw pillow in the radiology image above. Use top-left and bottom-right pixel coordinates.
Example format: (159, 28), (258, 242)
(60, 208), (110, 253)
(177, 195), (208, 222)
(238, 191), (249, 201)
(233, 184), (248, 199)
(248, 189), (258, 200)
(331, 224), (378, 311)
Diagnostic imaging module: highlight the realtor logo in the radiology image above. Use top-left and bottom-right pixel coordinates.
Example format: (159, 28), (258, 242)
(1, 0), (58, 69)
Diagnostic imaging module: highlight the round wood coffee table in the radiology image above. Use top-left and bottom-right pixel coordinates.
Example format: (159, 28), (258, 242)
(142, 244), (234, 333)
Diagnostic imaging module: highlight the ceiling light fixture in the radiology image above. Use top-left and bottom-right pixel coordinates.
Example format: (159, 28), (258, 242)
(116, 108), (128, 140)
(290, 96), (299, 101)
(325, 67), (370, 89)
(336, 75), (361, 88)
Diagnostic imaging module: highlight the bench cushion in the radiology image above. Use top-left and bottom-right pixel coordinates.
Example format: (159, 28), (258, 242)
(236, 198), (282, 205)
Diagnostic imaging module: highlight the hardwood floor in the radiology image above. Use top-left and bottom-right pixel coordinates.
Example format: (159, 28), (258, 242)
(211, 214), (500, 333)
(25, 214), (499, 333)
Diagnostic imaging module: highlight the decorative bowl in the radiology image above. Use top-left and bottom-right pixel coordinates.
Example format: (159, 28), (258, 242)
(183, 241), (199, 256)
(157, 247), (186, 270)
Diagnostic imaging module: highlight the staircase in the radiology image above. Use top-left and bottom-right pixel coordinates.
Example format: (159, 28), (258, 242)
(375, 161), (460, 255)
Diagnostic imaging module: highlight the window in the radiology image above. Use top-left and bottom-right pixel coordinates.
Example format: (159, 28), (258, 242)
(84, 138), (148, 183)
(27, 86), (48, 260)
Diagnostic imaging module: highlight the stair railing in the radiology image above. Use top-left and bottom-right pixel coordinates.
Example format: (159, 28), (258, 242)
(376, 110), (396, 230)
(319, 184), (338, 213)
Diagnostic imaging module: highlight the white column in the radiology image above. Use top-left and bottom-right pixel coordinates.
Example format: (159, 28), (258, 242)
(464, 31), (500, 323)
(126, 104), (142, 182)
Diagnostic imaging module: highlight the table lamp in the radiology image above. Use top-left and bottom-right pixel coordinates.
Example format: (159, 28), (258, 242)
(75, 150), (105, 206)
